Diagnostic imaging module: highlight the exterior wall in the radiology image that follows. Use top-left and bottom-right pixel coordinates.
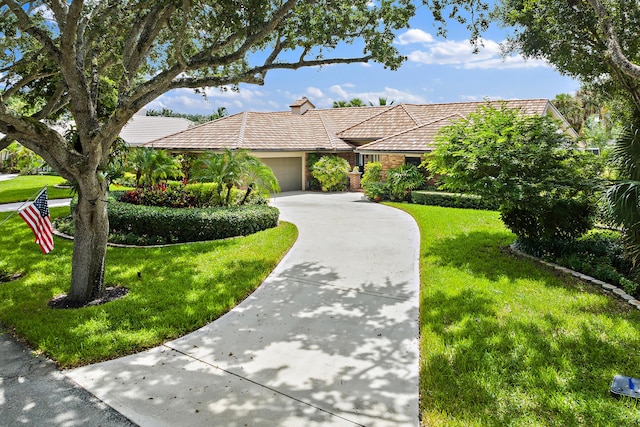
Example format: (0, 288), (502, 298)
(381, 154), (405, 171)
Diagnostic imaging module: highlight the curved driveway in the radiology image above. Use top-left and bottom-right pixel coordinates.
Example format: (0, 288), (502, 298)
(67, 192), (420, 427)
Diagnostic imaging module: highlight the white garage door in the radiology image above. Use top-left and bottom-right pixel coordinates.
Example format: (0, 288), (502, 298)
(260, 157), (302, 192)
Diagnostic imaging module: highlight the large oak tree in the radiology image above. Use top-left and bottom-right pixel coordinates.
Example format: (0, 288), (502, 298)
(0, 0), (414, 304)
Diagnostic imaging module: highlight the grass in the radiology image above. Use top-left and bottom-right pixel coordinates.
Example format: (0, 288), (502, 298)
(0, 175), (73, 203)
(0, 175), (132, 204)
(0, 206), (297, 368)
(391, 203), (640, 427)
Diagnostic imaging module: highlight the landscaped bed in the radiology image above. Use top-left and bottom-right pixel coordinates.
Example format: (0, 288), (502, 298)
(0, 206), (297, 368)
(393, 203), (640, 426)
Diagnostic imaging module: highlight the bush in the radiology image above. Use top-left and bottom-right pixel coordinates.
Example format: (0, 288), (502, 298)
(311, 155), (350, 191)
(515, 230), (639, 298)
(501, 194), (596, 241)
(108, 201), (279, 243)
(118, 182), (265, 208)
(386, 164), (425, 201)
(411, 191), (497, 210)
(61, 194), (279, 245)
(426, 103), (602, 242)
(361, 162), (389, 201)
(361, 162), (383, 188)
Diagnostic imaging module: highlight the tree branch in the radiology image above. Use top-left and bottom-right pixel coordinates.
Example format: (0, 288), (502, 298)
(2, 0), (60, 58)
(586, 0), (640, 80)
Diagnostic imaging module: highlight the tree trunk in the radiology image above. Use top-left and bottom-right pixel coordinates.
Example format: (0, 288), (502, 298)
(68, 173), (109, 304)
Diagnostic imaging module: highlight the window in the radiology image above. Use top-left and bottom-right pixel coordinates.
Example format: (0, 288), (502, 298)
(405, 156), (421, 166)
(366, 154), (381, 163)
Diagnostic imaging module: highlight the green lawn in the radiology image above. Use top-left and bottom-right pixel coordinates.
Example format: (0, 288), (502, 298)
(0, 175), (73, 203)
(0, 206), (297, 368)
(392, 203), (640, 427)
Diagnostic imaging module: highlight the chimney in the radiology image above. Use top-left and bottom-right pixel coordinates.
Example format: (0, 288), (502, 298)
(290, 97), (315, 115)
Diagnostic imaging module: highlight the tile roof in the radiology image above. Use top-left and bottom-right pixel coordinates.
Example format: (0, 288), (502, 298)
(340, 99), (552, 141)
(120, 114), (194, 146)
(145, 98), (573, 153)
(146, 110), (371, 152)
(357, 114), (464, 153)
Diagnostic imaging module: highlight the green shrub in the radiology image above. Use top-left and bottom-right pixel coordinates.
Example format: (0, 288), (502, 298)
(311, 155), (350, 191)
(411, 190), (497, 210)
(60, 196), (279, 244)
(501, 194), (596, 241)
(361, 162), (388, 200)
(361, 162), (383, 188)
(107, 201), (279, 243)
(386, 164), (425, 201)
(515, 230), (639, 298)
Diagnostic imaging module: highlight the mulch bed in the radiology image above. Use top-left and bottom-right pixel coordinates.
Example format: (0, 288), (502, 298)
(48, 286), (129, 309)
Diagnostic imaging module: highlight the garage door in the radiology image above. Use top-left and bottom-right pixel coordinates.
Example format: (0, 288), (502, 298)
(260, 157), (302, 192)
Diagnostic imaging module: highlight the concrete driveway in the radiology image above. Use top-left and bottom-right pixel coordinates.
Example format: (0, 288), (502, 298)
(67, 192), (420, 426)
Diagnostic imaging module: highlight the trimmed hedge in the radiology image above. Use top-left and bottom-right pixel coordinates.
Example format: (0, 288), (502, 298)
(411, 190), (497, 210)
(107, 200), (279, 243)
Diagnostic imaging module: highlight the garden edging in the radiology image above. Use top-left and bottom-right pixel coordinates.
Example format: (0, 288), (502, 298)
(509, 244), (640, 310)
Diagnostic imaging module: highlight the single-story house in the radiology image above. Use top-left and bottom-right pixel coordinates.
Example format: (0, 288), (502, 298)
(144, 98), (577, 191)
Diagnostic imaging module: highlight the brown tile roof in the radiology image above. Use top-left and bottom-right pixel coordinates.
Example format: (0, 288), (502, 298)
(357, 114), (463, 153)
(145, 98), (571, 153)
(147, 110), (366, 152)
(340, 99), (552, 141)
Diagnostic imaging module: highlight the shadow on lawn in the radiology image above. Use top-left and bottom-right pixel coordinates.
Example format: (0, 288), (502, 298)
(420, 230), (640, 425)
(421, 287), (640, 425)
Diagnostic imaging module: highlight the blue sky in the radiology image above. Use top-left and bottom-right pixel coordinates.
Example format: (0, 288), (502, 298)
(147, 7), (580, 116)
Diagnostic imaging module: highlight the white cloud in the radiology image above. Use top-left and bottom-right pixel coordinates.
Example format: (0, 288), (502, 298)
(405, 37), (550, 70)
(396, 29), (435, 45)
(329, 84), (350, 99)
(320, 85), (429, 108)
(306, 87), (325, 99)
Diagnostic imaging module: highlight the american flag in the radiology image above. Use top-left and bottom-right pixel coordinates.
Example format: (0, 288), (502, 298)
(19, 188), (54, 254)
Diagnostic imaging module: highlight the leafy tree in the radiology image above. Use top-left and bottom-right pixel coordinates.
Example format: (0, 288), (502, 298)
(426, 0), (640, 112)
(426, 104), (602, 241)
(311, 155), (350, 191)
(0, 1), (415, 304)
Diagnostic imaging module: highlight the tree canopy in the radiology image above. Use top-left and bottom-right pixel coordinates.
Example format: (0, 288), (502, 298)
(426, 0), (640, 112)
(426, 104), (601, 241)
(0, 0), (416, 304)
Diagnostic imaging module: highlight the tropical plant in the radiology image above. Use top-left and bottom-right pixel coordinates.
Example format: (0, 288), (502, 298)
(386, 164), (425, 201)
(127, 148), (183, 187)
(332, 98), (366, 108)
(426, 103), (602, 241)
(311, 156), (350, 191)
(604, 120), (640, 267)
(191, 149), (279, 206)
(239, 157), (280, 204)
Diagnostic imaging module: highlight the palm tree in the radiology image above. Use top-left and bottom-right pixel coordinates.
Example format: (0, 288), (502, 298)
(239, 157), (280, 204)
(605, 122), (640, 267)
(369, 97), (395, 106)
(191, 149), (280, 206)
(127, 147), (182, 186)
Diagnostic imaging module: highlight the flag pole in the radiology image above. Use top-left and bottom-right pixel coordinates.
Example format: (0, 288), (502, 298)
(0, 186), (47, 228)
